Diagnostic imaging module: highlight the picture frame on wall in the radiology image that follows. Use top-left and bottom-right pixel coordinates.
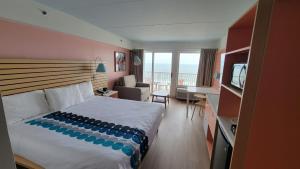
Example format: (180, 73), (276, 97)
(114, 51), (126, 72)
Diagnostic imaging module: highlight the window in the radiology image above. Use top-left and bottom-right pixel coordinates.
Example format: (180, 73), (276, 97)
(178, 53), (201, 86)
(143, 52), (173, 93)
(153, 53), (172, 92)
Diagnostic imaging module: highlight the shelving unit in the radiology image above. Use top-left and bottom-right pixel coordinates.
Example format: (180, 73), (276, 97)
(210, 1), (300, 169)
(204, 101), (216, 158)
(217, 4), (256, 118)
(221, 84), (242, 98)
(210, 3), (257, 168)
(204, 8), (255, 158)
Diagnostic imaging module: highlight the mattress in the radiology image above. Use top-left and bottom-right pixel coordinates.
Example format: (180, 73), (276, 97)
(8, 96), (164, 169)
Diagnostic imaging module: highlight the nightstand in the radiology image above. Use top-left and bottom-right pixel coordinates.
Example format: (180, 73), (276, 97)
(95, 90), (118, 98)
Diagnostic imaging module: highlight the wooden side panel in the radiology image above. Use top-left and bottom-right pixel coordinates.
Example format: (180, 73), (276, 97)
(204, 99), (218, 160)
(243, 0), (300, 169)
(205, 103), (217, 138)
(15, 154), (44, 169)
(0, 59), (108, 96)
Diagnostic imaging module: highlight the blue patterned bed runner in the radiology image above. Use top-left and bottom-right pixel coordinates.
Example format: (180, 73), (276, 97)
(25, 111), (149, 169)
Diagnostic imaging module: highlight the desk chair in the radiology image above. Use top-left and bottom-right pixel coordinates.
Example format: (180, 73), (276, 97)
(191, 93), (207, 120)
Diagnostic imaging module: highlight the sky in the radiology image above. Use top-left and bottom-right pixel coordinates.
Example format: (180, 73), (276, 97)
(144, 52), (200, 65)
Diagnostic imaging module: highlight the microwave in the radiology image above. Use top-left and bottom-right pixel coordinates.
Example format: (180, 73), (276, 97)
(231, 63), (247, 90)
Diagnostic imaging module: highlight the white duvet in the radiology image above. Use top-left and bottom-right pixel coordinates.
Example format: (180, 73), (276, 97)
(8, 96), (164, 169)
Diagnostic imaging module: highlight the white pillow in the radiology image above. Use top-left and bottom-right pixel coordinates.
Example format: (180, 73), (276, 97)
(78, 81), (94, 100)
(2, 90), (50, 125)
(44, 84), (84, 112)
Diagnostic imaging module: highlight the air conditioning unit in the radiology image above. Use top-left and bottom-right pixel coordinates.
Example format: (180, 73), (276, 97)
(175, 85), (199, 101)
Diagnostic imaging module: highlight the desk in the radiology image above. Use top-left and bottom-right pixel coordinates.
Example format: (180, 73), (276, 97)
(185, 87), (219, 117)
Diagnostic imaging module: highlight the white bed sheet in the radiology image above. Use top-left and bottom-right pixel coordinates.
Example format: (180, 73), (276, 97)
(8, 96), (164, 169)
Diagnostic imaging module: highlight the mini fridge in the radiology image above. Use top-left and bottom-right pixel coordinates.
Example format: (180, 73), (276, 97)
(211, 124), (233, 169)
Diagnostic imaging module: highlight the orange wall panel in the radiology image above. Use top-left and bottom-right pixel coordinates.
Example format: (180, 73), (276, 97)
(244, 1), (300, 168)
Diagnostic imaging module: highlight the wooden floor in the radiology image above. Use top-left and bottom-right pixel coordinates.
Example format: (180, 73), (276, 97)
(141, 99), (210, 169)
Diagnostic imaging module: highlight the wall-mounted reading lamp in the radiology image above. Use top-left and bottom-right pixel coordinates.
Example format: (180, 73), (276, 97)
(133, 55), (142, 66)
(96, 63), (106, 73)
(93, 57), (106, 80)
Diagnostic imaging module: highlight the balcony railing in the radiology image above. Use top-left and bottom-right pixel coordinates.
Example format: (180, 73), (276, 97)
(177, 73), (198, 86)
(143, 71), (198, 91)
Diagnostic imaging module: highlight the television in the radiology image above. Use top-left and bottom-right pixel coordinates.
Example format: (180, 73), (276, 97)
(230, 63), (247, 90)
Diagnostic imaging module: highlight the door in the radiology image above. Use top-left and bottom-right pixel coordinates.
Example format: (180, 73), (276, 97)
(144, 52), (202, 96)
(143, 52), (173, 93)
(153, 52), (172, 93)
(177, 52), (201, 87)
(211, 125), (233, 169)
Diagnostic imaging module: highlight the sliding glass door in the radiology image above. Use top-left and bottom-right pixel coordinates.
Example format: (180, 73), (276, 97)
(177, 53), (201, 87)
(153, 53), (172, 92)
(144, 52), (201, 96)
(143, 52), (173, 93)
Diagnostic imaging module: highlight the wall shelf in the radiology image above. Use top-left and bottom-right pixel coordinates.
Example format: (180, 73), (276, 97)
(225, 46), (250, 55)
(221, 84), (242, 98)
(211, 1), (299, 168)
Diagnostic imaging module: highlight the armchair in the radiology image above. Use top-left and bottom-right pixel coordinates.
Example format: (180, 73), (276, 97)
(114, 75), (150, 101)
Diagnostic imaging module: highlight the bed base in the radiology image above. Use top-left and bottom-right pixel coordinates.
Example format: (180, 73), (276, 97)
(14, 154), (44, 169)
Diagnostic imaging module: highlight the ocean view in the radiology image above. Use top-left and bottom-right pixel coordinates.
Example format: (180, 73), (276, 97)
(143, 63), (199, 87)
(144, 63), (199, 74)
(143, 53), (201, 87)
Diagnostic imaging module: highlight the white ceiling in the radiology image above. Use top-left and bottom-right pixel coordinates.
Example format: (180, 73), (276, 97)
(34, 0), (256, 42)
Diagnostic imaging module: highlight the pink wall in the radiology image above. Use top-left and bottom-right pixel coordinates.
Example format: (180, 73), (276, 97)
(0, 18), (130, 89)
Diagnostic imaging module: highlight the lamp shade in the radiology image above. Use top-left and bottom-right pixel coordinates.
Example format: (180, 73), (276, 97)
(96, 63), (106, 72)
(134, 56), (142, 66)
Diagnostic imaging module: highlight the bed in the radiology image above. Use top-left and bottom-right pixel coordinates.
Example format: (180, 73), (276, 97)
(0, 59), (163, 169)
(7, 95), (163, 169)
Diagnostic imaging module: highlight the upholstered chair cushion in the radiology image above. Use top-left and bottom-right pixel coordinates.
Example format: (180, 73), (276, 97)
(136, 87), (150, 101)
(123, 75), (137, 87)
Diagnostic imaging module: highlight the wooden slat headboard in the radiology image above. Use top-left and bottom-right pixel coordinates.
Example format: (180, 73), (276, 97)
(0, 59), (108, 96)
